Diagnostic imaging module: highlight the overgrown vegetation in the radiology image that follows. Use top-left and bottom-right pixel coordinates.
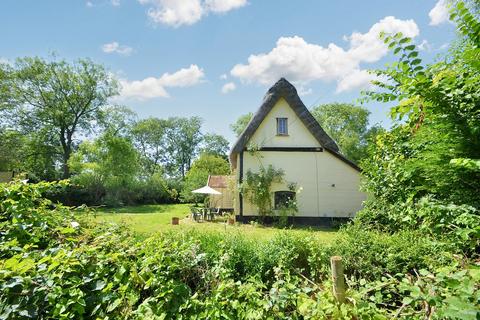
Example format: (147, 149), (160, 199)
(358, 0), (480, 255)
(311, 103), (384, 163)
(2, 181), (478, 319)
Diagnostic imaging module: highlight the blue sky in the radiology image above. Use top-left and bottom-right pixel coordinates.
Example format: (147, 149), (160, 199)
(0, 0), (455, 143)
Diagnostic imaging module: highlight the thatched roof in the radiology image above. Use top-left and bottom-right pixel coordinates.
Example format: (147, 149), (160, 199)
(229, 78), (360, 171)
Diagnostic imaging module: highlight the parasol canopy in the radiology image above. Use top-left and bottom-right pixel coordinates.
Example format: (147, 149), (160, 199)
(191, 185), (221, 195)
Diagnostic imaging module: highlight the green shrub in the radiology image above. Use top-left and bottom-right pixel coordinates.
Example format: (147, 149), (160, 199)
(0, 180), (79, 257)
(1, 181), (478, 319)
(331, 225), (456, 281)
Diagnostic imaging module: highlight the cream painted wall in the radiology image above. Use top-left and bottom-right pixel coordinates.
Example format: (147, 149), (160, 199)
(248, 98), (322, 148)
(241, 151), (365, 217)
(234, 98), (366, 218)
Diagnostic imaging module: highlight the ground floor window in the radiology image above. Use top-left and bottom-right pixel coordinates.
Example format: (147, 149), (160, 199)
(274, 191), (296, 209)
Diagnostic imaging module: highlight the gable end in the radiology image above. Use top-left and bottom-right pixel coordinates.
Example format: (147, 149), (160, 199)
(230, 78), (361, 171)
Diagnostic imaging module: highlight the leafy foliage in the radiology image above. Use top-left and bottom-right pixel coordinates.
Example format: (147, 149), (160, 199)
(199, 133), (230, 159)
(131, 117), (171, 177)
(0, 57), (118, 179)
(1, 181), (478, 319)
(311, 103), (383, 163)
(359, 1), (480, 254)
(241, 165), (284, 218)
(230, 112), (253, 137)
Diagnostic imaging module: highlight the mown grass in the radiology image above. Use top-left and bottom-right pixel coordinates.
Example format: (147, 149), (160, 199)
(92, 204), (338, 242)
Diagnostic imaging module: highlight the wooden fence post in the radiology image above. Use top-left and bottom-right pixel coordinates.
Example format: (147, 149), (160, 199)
(330, 256), (345, 304)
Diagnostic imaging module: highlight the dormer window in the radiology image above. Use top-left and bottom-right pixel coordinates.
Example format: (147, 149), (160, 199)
(276, 118), (288, 135)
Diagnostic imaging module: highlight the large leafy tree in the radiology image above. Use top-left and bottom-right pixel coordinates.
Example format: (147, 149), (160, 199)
(311, 103), (383, 163)
(131, 117), (170, 177)
(230, 112), (253, 137)
(69, 132), (139, 206)
(0, 57), (118, 179)
(200, 133), (230, 159)
(164, 117), (203, 178)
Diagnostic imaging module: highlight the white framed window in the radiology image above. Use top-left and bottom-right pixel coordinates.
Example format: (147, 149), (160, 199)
(276, 118), (288, 135)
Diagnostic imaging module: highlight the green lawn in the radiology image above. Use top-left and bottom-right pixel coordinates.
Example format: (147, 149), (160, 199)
(92, 204), (338, 242)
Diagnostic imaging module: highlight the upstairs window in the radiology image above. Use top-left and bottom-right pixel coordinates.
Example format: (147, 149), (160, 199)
(276, 118), (288, 135)
(274, 191), (296, 209)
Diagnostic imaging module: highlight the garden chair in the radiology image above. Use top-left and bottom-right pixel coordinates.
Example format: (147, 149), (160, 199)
(209, 207), (220, 219)
(190, 206), (203, 222)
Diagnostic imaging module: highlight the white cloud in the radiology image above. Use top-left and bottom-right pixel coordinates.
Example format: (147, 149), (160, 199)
(429, 0), (450, 26)
(230, 16), (419, 93)
(418, 39), (432, 51)
(101, 42), (133, 56)
(219, 73), (228, 80)
(111, 0), (120, 6)
(346, 16), (419, 63)
(221, 82), (236, 94)
(205, 0), (247, 13)
(336, 69), (377, 93)
(138, 0), (246, 27)
(86, 1), (94, 7)
(118, 64), (204, 100)
(297, 86), (313, 96)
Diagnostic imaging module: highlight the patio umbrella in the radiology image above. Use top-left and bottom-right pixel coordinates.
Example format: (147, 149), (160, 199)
(192, 185), (221, 195)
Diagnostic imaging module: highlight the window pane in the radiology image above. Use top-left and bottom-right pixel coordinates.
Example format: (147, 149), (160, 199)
(274, 191), (295, 209)
(277, 118), (288, 135)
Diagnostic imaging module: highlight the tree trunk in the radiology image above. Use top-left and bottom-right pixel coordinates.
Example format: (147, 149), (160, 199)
(60, 130), (72, 179)
(62, 148), (71, 179)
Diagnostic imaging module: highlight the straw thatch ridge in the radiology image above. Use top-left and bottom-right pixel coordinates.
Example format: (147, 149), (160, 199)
(229, 78), (360, 171)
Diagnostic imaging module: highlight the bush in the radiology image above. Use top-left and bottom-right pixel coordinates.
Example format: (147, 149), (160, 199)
(46, 174), (177, 207)
(1, 181), (478, 319)
(357, 197), (480, 255)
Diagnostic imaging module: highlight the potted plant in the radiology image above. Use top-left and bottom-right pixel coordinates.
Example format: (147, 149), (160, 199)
(226, 212), (235, 225)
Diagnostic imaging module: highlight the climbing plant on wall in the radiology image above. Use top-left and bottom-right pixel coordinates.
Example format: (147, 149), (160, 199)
(241, 165), (284, 219)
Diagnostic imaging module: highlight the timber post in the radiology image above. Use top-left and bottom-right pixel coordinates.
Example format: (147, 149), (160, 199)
(330, 256), (346, 303)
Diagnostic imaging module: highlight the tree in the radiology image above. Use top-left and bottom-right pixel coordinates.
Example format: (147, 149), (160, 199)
(164, 117), (203, 178)
(181, 153), (230, 203)
(99, 105), (136, 137)
(230, 112), (253, 137)
(200, 133), (230, 159)
(0, 57), (118, 178)
(310, 103), (383, 163)
(69, 132), (139, 206)
(357, 1), (480, 246)
(0, 129), (26, 172)
(131, 117), (170, 177)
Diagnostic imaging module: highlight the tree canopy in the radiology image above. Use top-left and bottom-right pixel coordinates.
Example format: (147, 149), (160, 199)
(200, 133), (230, 159)
(0, 57), (118, 178)
(357, 0), (480, 249)
(230, 112), (253, 137)
(311, 103), (383, 163)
